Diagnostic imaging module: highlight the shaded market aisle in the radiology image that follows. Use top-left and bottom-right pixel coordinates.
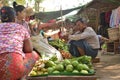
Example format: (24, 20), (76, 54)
(94, 52), (120, 80)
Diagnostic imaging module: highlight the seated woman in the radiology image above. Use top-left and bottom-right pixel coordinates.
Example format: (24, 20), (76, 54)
(68, 18), (100, 59)
(0, 6), (39, 80)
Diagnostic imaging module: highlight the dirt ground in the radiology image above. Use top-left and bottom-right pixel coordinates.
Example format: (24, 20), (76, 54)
(94, 51), (120, 80)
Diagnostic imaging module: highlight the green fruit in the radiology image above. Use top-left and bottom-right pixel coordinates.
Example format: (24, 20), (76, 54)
(66, 64), (73, 72)
(50, 55), (58, 61)
(44, 72), (48, 74)
(77, 64), (89, 71)
(88, 69), (95, 74)
(82, 64), (89, 70)
(52, 66), (55, 69)
(45, 60), (56, 67)
(78, 56), (92, 64)
(64, 70), (67, 73)
(30, 71), (37, 76)
(54, 61), (59, 64)
(41, 68), (47, 72)
(77, 64), (83, 71)
(47, 67), (54, 73)
(63, 59), (71, 66)
(55, 64), (64, 71)
(80, 70), (88, 74)
(53, 70), (60, 73)
(71, 61), (79, 67)
(87, 63), (93, 68)
(37, 71), (43, 75)
(32, 67), (37, 71)
(72, 70), (79, 73)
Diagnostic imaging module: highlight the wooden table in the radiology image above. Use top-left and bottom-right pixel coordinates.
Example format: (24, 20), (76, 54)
(27, 75), (97, 80)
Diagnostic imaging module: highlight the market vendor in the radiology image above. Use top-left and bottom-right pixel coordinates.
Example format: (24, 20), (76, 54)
(0, 6), (39, 80)
(68, 18), (100, 59)
(13, 2), (38, 36)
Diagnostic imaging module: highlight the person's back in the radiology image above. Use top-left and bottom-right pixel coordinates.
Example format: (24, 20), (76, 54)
(0, 6), (39, 80)
(83, 27), (100, 49)
(0, 23), (29, 57)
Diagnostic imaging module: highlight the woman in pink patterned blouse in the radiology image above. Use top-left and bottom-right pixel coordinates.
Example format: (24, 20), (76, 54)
(0, 6), (39, 80)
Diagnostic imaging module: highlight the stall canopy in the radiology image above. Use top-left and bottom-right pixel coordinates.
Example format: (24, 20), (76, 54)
(36, 0), (120, 22)
(35, 6), (83, 22)
(77, 0), (120, 14)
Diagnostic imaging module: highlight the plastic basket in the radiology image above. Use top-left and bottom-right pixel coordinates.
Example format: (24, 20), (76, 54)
(107, 27), (119, 41)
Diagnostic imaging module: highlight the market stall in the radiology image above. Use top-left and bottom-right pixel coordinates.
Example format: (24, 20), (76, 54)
(27, 1), (120, 79)
(28, 36), (98, 80)
(27, 55), (97, 80)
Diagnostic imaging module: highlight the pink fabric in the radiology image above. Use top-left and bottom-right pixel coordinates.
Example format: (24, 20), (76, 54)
(16, 20), (31, 35)
(0, 52), (39, 80)
(0, 23), (30, 57)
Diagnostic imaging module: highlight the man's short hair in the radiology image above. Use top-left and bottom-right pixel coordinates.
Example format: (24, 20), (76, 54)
(75, 18), (88, 24)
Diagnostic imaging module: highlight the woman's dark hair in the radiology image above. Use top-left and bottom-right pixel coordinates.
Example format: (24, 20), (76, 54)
(13, 2), (25, 14)
(0, 6), (16, 22)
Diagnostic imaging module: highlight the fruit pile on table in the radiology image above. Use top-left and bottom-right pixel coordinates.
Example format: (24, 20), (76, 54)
(29, 55), (95, 76)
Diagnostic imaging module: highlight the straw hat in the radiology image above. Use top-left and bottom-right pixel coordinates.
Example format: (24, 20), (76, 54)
(26, 7), (35, 16)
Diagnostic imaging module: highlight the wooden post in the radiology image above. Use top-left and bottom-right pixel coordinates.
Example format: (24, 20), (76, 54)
(95, 9), (100, 32)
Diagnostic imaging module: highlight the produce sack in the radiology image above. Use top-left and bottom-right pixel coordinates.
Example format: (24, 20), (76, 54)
(31, 34), (63, 61)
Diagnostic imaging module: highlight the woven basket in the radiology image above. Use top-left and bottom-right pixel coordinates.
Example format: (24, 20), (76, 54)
(107, 27), (119, 41)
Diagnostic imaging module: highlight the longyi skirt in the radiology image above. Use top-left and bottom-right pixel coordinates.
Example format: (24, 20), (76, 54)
(0, 52), (39, 80)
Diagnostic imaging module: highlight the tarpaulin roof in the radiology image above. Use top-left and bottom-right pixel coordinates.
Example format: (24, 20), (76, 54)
(35, 6), (83, 22)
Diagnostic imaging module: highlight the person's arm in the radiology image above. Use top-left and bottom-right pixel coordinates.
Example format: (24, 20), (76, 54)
(29, 23), (38, 36)
(21, 24), (33, 53)
(23, 38), (33, 53)
(69, 27), (95, 40)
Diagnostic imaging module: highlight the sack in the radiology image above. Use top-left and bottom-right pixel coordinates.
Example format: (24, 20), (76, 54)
(31, 34), (63, 61)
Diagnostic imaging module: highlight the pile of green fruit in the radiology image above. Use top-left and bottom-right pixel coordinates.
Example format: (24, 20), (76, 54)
(49, 39), (69, 52)
(29, 59), (48, 76)
(29, 55), (58, 76)
(29, 55), (95, 76)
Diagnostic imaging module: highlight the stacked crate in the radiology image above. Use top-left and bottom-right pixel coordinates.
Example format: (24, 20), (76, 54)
(114, 41), (120, 54)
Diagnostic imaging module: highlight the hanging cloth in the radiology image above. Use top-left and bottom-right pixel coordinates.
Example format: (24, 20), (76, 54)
(116, 6), (120, 27)
(110, 9), (117, 28)
(105, 11), (112, 24)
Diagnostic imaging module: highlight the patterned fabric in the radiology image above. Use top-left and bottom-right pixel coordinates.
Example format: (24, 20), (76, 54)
(0, 23), (30, 57)
(0, 52), (39, 80)
(16, 20), (31, 35)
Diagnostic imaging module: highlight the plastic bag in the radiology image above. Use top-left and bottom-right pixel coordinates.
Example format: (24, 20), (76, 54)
(31, 34), (63, 61)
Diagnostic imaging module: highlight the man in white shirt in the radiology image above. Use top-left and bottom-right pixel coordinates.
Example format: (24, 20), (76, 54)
(68, 18), (100, 59)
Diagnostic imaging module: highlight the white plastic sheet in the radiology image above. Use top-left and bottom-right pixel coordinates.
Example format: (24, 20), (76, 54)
(31, 34), (63, 61)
